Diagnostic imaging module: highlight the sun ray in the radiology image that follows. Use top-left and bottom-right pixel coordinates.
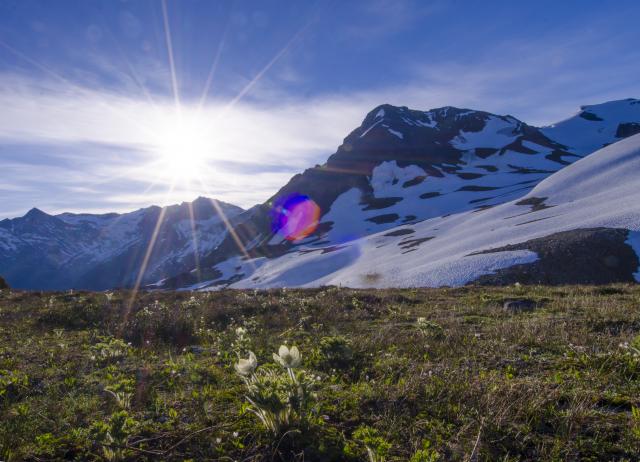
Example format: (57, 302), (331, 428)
(197, 19), (231, 112)
(196, 177), (255, 269)
(100, 20), (164, 119)
(123, 179), (176, 327)
(161, 0), (181, 114)
(220, 26), (305, 116)
(187, 200), (202, 281)
(215, 2), (328, 117)
(0, 40), (159, 144)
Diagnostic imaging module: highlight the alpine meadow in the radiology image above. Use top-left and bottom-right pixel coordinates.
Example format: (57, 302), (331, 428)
(1, 1), (640, 461)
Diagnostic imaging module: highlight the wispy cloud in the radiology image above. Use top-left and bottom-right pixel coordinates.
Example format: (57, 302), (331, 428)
(0, 72), (368, 217)
(339, 0), (443, 42)
(1, 15), (638, 219)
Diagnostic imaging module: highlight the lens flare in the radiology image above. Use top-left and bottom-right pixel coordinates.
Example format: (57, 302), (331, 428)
(271, 194), (321, 241)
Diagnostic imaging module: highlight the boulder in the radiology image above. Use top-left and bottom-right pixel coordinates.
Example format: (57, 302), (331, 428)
(503, 298), (537, 313)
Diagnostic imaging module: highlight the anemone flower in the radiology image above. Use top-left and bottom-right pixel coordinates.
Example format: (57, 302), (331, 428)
(273, 345), (302, 369)
(234, 351), (257, 376)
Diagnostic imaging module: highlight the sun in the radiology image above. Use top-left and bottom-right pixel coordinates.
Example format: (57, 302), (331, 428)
(153, 112), (215, 184)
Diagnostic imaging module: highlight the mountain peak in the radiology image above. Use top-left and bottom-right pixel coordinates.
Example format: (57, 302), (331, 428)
(542, 97), (640, 154)
(579, 97), (639, 111)
(24, 207), (49, 219)
(362, 104), (526, 134)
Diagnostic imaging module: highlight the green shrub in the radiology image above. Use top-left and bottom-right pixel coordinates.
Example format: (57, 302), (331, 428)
(126, 300), (196, 345)
(345, 425), (391, 462)
(38, 297), (104, 329)
(318, 336), (354, 369)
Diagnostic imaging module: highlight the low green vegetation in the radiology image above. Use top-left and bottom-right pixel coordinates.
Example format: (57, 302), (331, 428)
(1, 285), (640, 460)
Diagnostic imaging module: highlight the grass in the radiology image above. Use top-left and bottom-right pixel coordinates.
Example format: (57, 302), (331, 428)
(1, 284), (640, 461)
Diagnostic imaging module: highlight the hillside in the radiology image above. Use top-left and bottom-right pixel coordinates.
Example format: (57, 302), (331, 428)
(168, 104), (640, 290)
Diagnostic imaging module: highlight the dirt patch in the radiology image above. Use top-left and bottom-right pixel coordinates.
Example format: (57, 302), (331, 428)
(457, 172), (485, 180)
(476, 164), (498, 172)
(366, 213), (400, 224)
(384, 228), (415, 237)
(402, 176), (426, 188)
(399, 236), (435, 250)
(458, 185), (499, 192)
(419, 192), (441, 200)
(362, 196), (403, 210)
(515, 196), (553, 212)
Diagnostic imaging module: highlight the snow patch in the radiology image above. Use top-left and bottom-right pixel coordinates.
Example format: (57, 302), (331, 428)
(451, 116), (518, 150)
(370, 161), (426, 197)
(360, 119), (383, 138)
(387, 128), (404, 139)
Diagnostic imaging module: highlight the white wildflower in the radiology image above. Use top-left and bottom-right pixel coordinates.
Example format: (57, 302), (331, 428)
(273, 345), (302, 369)
(234, 351), (257, 376)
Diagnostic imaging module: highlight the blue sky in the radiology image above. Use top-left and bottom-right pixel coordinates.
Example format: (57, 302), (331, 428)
(1, 0), (639, 218)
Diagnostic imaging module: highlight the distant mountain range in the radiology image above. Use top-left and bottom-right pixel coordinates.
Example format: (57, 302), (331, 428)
(2, 98), (640, 290)
(0, 198), (244, 289)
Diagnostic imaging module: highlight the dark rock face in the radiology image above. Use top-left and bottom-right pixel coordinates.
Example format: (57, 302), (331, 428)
(0, 276), (8, 289)
(616, 122), (640, 138)
(579, 111), (605, 121)
(471, 228), (640, 285)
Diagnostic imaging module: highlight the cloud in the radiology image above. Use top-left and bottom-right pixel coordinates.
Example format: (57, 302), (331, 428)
(0, 72), (370, 217)
(1, 18), (638, 219)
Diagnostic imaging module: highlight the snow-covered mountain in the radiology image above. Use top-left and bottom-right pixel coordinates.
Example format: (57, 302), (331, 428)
(0, 197), (244, 290)
(205, 133), (640, 288)
(159, 98), (640, 289)
(3, 98), (639, 290)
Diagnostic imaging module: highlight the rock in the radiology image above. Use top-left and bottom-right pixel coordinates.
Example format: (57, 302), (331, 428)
(188, 345), (205, 355)
(503, 298), (537, 313)
(472, 228), (640, 286)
